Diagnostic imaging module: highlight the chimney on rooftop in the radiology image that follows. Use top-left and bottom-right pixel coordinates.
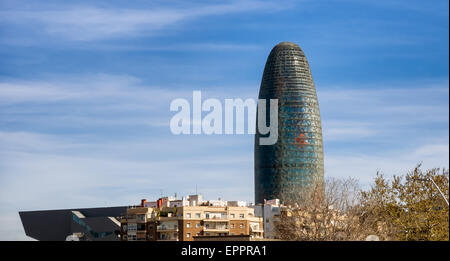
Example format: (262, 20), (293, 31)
(141, 199), (147, 207)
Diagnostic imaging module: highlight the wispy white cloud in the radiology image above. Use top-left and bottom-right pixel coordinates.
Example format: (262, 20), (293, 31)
(0, 0), (288, 41)
(323, 121), (376, 141)
(318, 80), (449, 141)
(71, 42), (264, 52)
(0, 74), (183, 104)
(339, 0), (449, 17)
(325, 142), (449, 186)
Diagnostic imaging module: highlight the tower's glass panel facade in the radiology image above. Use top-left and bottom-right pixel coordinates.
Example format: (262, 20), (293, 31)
(254, 42), (324, 204)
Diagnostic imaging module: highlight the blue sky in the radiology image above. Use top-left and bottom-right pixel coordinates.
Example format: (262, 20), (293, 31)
(0, 0), (448, 240)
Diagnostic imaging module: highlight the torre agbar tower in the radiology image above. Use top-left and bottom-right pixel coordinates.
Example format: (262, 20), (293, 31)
(254, 42), (324, 204)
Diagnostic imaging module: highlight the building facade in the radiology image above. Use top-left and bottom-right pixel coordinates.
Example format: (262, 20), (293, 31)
(120, 195), (263, 241)
(253, 199), (281, 239)
(255, 41), (324, 204)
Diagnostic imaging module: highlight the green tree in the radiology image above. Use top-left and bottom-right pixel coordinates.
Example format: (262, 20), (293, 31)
(359, 165), (449, 241)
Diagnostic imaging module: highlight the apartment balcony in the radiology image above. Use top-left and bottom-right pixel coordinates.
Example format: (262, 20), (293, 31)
(157, 226), (179, 232)
(250, 227), (264, 233)
(203, 227), (229, 232)
(158, 216), (180, 221)
(158, 238), (179, 241)
(127, 217), (146, 223)
(203, 217), (229, 222)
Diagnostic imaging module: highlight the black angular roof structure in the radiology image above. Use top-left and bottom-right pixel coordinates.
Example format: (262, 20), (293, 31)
(19, 206), (127, 241)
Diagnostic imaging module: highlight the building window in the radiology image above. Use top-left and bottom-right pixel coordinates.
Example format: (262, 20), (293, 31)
(239, 214), (245, 218)
(231, 223), (235, 229)
(137, 224), (146, 231)
(186, 213), (191, 218)
(128, 223), (137, 232)
(187, 233), (191, 238)
(195, 213), (201, 218)
(240, 223), (244, 228)
(196, 223), (200, 228)
(230, 214), (235, 219)
(186, 223), (191, 228)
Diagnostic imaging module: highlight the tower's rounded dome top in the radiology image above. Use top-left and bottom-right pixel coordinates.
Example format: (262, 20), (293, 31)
(275, 41), (300, 48)
(271, 41), (303, 54)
